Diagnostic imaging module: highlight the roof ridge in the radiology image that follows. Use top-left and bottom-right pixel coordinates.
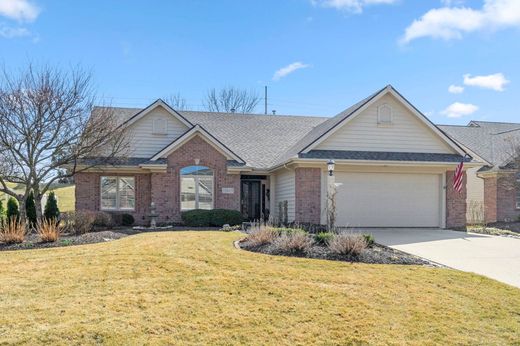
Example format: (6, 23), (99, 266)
(469, 120), (520, 125)
(180, 109), (327, 119)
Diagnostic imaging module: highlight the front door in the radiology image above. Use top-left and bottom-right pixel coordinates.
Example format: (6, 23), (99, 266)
(241, 180), (261, 221)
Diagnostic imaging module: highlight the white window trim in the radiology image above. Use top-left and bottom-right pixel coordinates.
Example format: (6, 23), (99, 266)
(180, 170), (214, 211)
(377, 103), (393, 127)
(100, 176), (136, 211)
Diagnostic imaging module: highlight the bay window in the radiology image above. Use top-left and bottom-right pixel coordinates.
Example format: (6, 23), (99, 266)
(180, 166), (213, 210)
(100, 176), (135, 211)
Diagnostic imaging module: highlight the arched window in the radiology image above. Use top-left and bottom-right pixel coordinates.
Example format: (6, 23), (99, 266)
(180, 166), (214, 210)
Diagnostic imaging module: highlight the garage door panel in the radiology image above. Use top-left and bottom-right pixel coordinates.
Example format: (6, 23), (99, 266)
(335, 172), (441, 227)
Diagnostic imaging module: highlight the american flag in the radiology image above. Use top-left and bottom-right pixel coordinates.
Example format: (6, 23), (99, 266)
(453, 160), (464, 193)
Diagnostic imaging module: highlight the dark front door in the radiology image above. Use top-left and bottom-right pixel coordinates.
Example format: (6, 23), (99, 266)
(241, 180), (261, 221)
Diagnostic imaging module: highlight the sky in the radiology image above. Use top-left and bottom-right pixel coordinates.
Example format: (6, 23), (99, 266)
(0, 0), (519, 125)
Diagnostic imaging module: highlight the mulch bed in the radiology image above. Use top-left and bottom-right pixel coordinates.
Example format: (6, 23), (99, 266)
(0, 231), (129, 251)
(238, 239), (435, 266)
(487, 222), (520, 234)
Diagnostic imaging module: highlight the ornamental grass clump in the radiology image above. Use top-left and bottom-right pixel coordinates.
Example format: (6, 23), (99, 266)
(0, 217), (26, 244)
(37, 218), (62, 243)
(246, 227), (277, 247)
(328, 233), (367, 256)
(272, 231), (314, 255)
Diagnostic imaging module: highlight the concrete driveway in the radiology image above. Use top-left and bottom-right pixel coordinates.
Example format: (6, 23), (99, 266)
(361, 228), (520, 288)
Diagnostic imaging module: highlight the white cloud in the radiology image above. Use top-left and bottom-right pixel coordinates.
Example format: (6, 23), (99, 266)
(463, 73), (510, 91)
(448, 85), (465, 94)
(401, 0), (520, 44)
(441, 102), (478, 118)
(0, 0), (40, 21)
(311, 0), (397, 13)
(0, 24), (30, 38)
(273, 62), (310, 81)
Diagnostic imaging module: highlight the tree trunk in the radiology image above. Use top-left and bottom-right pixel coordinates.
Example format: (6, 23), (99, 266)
(34, 195), (43, 221)
(18, 198), (26, 223)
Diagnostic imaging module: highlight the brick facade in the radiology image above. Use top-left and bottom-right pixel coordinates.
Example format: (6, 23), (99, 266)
(483, 172), (519, 223)
(446, 170), (467, 228)
(75, 172), (151, 225)
(75, 135), (240, 225)
(295, 167), (321, 224)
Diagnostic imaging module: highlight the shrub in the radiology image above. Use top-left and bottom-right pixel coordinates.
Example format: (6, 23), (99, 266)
(0, 217), (26, 244)
(272, 227), (306, 235)
(25, 191), (37, 227)
(362, 233), (375, 247)
(121, 213), (135, 226)
(44, 191), (60, 221)
(37, 218), (61, 242)
(0, 200), (5, 224)
(6, 197), (19, 221)
(181, 209), (243, 227)
(328, 233), (367, 256)
(93, 212), (114, 228)
(245, 227), (277, 247)
(314, 232), (333, 245)
(272, 232), (314, 254)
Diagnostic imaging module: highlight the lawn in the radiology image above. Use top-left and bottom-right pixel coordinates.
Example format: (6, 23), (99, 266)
(0, 183), (75, 212)
(0, 231), (519, 345)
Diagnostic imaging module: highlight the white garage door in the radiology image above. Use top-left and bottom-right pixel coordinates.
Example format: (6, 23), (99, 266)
(335, 172), (442, 228)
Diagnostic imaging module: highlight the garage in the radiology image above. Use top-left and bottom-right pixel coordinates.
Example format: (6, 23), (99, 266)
(334, 172), (443, 228)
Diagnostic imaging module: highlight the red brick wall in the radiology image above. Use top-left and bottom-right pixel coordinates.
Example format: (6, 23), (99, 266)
(446, 170), (467, 228)
(484, 173), (519, 223)
(295, 167), (321, 224)
(151, 135), (241, 223)
(75, 172), (151, 225)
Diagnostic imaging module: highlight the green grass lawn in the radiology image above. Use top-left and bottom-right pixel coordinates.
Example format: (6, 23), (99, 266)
(0, 231), (519, 345)
(0, 183), (75, 212)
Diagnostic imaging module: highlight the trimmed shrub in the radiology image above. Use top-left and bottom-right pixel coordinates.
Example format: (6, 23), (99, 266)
(93, 212), (114, 228)
(362, 234), (375, 247)
(121, 213), (135, 226)
(37, 218), (61, 242)
(245, 227), (277, 247)
(272, 232), (314, 254)
(44, 191), (60, 221)
(181, 209), (243, 227)
(328, 233), (367, 256)
(314, 232), (333, 245)
(25, 191), (37, 227)
(6, 197), (19, 221)
(73, 211), (96, 234)
(0, 217), (26, 244)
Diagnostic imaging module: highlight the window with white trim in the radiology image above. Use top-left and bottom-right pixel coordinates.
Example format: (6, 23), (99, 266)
(377, 104), (393, 125)
(180, 166), (213, 210)
(100, 176), (135, 210)
(516, 172), (520, 209)
(152, 118), (167, 135)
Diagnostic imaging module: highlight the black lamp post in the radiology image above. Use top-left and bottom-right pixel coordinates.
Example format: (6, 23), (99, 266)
(327, 159), (335, 176)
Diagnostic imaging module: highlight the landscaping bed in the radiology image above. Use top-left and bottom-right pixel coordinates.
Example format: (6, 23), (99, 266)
(0, 230), (129, 251)
(239, 227), (433, 266)
(468, 222), (520, 238)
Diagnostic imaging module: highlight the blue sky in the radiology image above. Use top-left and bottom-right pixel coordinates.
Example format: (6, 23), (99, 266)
(0, 0), (519, 124)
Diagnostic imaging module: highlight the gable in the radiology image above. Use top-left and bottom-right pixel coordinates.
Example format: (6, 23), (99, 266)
(314, 93), (457, 154)
(126, 105), (190, 158)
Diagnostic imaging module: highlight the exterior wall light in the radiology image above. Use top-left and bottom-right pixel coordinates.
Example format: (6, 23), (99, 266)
(327, 159), (335, 176)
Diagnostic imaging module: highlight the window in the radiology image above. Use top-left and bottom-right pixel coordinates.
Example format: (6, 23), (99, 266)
(377, 104), (393, 125)
(152, 118), (167, 135)
(516, 172), (520, 209)
(180, 166), (213, 210)
(100, 177), (135, 210)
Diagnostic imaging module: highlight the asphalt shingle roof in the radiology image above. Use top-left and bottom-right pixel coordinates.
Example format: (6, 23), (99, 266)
(300, 150), (470, 162)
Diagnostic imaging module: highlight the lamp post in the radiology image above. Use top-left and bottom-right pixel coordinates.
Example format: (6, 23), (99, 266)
(327, 159), (335, 176)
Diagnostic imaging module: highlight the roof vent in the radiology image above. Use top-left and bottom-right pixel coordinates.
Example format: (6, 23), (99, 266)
(231, 108), (236, 113)
(272, 110), (276, 115)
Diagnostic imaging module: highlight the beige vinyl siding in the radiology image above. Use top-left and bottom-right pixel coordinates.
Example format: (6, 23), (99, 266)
(126, 106), (189, 157)
(274, 169), (295, 222)
(466, 166), (485, 223)
(316, 94), (455, 154)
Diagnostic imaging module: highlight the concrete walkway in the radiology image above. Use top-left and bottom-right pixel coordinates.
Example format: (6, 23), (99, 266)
(360, 228), (520, 288)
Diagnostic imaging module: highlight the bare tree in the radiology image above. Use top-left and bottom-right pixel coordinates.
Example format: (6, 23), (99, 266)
(203, 86), (260, 113)
(165, 93), (187, 110)
(0, 64), (129, 221)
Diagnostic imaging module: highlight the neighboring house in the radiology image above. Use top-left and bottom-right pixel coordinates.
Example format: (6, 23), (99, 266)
(75, 85), (480, 228)
(440, 121), (520, 224)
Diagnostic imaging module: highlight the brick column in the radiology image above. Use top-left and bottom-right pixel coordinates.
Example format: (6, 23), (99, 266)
(295, 167), (321, 224)
(483, 175), (498, 224)
(446, 170), (467, 228)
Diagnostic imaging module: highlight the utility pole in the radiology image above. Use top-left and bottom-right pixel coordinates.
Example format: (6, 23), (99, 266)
(264, 85), (268, 115)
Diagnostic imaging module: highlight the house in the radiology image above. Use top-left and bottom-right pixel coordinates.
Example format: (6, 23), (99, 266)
(440, 121), (520, 224)
(75, 85), (482, 228)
